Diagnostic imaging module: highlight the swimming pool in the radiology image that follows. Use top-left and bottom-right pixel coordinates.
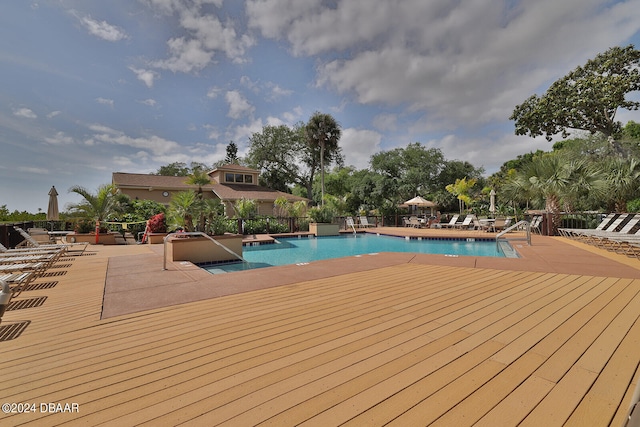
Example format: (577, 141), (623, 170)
(203, 233), (511, 274)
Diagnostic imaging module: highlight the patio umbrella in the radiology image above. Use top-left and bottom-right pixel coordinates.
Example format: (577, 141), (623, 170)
(489, 189), (496, 218)
(405, 196), (437, 215)
(47, 186), (59, 221)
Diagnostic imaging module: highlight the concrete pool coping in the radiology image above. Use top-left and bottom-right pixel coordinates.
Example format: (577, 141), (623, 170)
(101, 228), (640, 319)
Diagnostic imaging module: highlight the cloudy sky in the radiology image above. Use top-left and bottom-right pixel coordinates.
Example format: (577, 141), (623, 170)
(2, 0), (640, 213)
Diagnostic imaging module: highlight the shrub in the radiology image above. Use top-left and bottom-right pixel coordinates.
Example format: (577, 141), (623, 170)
(148, 212), (167, 233)
(308, 205), (335, 223)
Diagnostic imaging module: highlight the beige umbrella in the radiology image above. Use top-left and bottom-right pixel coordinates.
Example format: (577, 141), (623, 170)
(47, 186), (59, 221)
(405, 196), (437, 215)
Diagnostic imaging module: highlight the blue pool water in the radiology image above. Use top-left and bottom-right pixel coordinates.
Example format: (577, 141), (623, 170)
(203, 234), (507, 274)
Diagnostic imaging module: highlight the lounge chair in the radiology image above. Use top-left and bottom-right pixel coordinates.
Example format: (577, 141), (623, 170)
(530, 216), (543, 234)
(407, 216), (422, 228)
(454, 216), (474, 230)
(0, 242), (64, 255)
(441, 215), (460, 228)
(566, 214), (630, 242)
(558, 213), (618, 239)
(345, 217), (356, 230)
(472, 215), (489, 231)
(490, 217), (512, 232)
(359, 216), (375, 228)
(0, 272), (34, 297)
(14, 227), (87, 254)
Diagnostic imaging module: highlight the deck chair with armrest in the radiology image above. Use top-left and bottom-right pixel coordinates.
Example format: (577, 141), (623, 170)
(14, 227), (88, 254)
(441, 215), (460, 228)
(359, 216), (375, 228)
(490, 217), (512, 232)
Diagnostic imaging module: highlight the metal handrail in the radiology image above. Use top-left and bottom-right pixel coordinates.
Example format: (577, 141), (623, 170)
(496, 220), (531, 247)
(163, 232), (245, 270)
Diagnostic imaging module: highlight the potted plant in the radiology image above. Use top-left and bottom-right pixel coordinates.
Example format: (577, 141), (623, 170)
(308, 205), (339, 236)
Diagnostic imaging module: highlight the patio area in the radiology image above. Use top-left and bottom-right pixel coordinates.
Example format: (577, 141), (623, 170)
(1, 229), (640, 426)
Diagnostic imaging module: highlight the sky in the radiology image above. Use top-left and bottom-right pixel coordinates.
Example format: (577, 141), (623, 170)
(1, 0), (640, 213)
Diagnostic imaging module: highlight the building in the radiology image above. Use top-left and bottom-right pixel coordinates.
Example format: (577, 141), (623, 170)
(112, 164), (308, 217)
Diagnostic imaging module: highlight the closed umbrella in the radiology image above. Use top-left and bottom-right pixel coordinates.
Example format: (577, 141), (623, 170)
(47, 186), (59, 221)
(489, 189), (496, 218)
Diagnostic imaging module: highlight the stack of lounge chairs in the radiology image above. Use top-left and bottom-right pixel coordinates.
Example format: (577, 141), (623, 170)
(558, 213), (640, 258)
(0, 227), (85, 320)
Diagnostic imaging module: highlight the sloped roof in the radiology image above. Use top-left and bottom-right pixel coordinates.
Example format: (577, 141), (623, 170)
(112, 172), (307, 202)
(112, 172), (217, 191)
(213, 183), (308, 202)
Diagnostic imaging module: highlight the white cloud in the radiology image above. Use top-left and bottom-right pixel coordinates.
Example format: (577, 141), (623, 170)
(96, 97), (114, 108)
(139, 99), (157, 107)
(148, 0), (254, 73)
(340, 128), (382, 169)
(129, 67), (158, 88)
(88, 124), (181, 156)
(44, 131), (75, 145)
(372, 113), (397, 132)
(13, 107), (37, 119)
(251, 0), (640, 132)
(207, 86), (222, 99)
(225, 90), (254, 119)
(17, 166), (49, 174)
(47, 110), (61, 119)
(73, 11), (128, 42)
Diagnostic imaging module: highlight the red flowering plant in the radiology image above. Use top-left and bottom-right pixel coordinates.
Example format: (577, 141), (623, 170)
(147, 212), (167, 233)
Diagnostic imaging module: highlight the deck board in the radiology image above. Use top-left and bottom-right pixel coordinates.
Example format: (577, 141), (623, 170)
(1, 240), (640, 426)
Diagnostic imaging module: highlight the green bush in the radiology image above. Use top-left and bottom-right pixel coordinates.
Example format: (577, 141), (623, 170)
(628, 198), (640, 212)
(308, 205), (335, 223)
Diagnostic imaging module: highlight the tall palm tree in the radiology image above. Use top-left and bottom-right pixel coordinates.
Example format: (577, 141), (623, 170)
(68, 184), (122, 227)
(306, 112), (341, 204)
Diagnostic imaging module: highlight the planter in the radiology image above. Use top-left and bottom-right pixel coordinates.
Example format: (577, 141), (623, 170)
(309, 223), (340, 236)
(67, 233), (117, 245)
(167, 234), (243, 264)
(146, 233), (169, 244)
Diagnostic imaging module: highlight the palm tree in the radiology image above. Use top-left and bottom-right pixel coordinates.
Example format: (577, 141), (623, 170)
(603, 157), (640, 211)
(504, 153), (606, 233)
(186, 168), (211, 199)
(168, 190), (198, 231)
(68, 184), (122, 229)
(306, 112), (341, 204)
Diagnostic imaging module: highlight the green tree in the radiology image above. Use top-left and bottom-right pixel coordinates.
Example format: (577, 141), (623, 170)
(510, 45), (640, 151)
(305, 112), (342, 204)
(445, 177), (477, 214)
(67, 184), (123, 227)
(225, 141), (240, 164)
(246, 124), (304, 192)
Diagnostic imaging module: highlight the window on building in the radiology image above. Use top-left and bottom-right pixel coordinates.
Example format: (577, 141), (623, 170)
(244, 174), (253, 184)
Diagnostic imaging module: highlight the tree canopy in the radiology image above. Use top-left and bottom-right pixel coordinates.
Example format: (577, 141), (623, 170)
(510, 45), (640, 146)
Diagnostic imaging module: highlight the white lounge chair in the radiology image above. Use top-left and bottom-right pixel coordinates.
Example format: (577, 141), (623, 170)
(454, 216), (473, 230)
(441, 215), (460, 228)
(14, 227), (87, 254)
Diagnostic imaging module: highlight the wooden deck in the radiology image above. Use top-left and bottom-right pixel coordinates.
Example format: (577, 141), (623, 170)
(1, 233), (640, 426)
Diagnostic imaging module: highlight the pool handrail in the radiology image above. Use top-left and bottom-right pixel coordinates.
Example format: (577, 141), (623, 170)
(163, 231), (246, 270)
(496, 220), (531, 247)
